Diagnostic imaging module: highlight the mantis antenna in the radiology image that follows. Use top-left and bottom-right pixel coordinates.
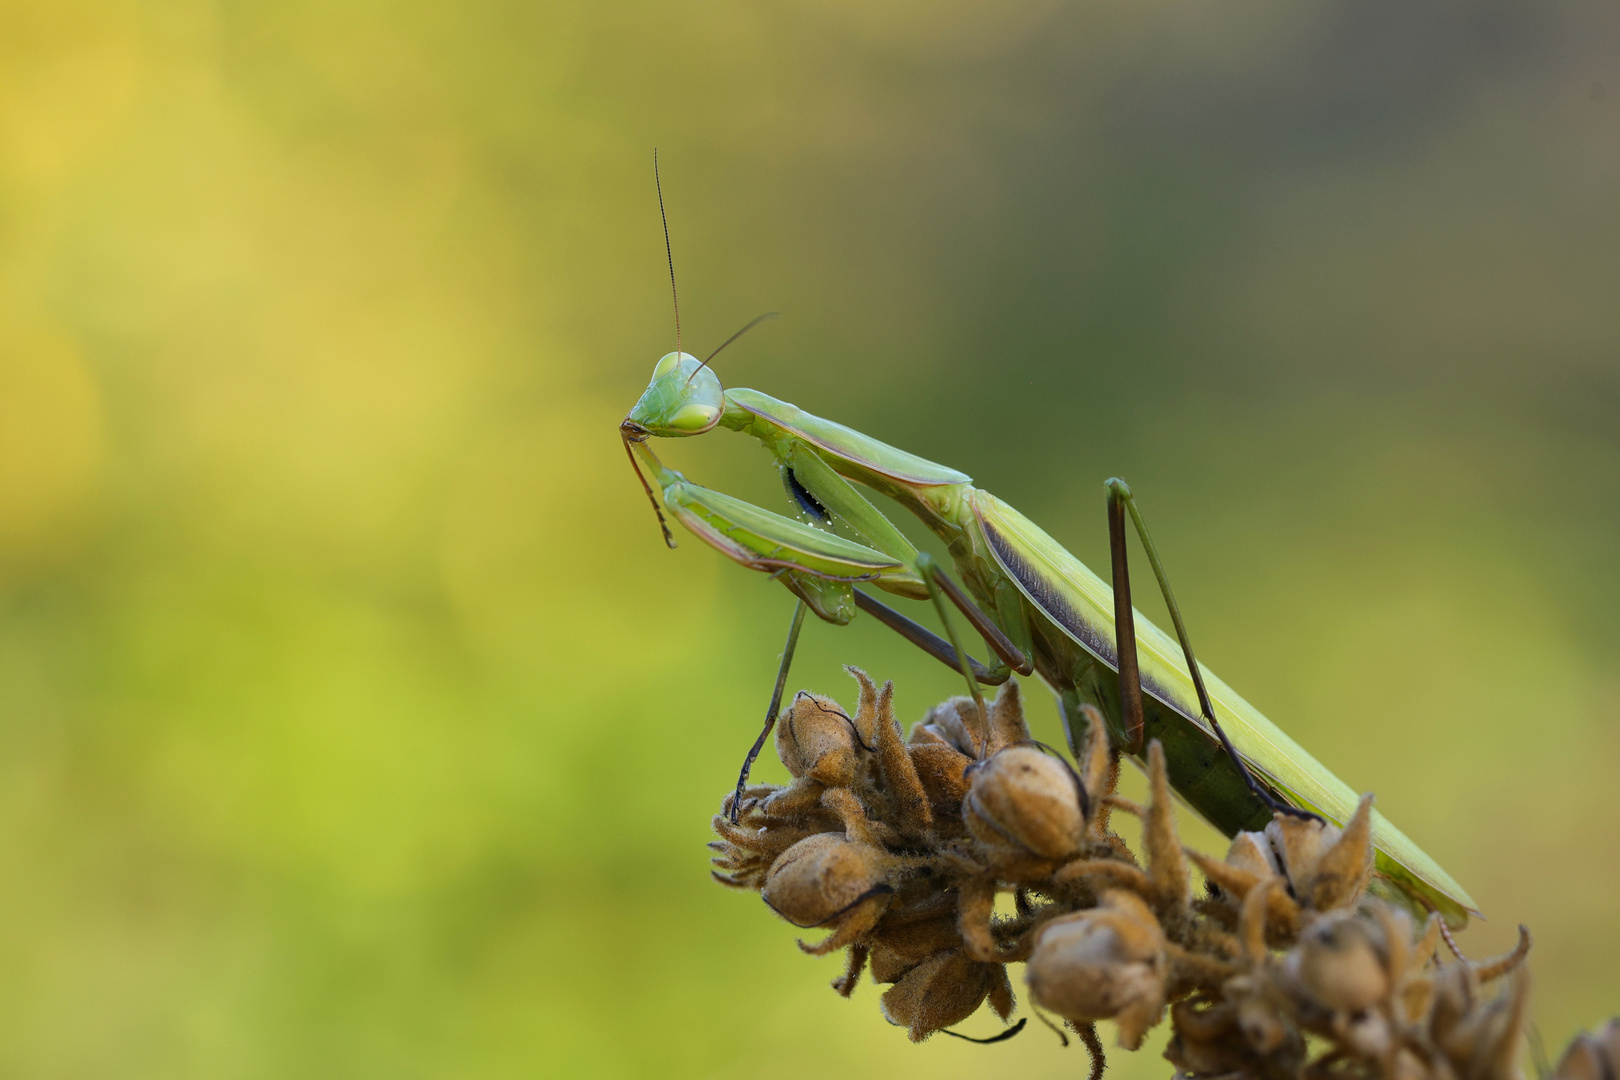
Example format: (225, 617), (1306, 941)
(654, 148), (681, 354)
(651, 150), (778, 381)
(685, 311), (780, 385)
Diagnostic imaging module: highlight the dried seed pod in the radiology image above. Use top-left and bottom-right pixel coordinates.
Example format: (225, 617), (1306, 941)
(879, 947), (1015, 1042)
(759, 690), (866, 819)
(1428, 965), (1530, 1080)
(1265, 793), (1375, 912)
(1554, 1019), (1620, 1080)
(1166, 988), (1305, 1080)
(1226, 830), (1279, 879)
(1192, 795), (1376, 939)
(964, 746), (1083, 864)
(762, 833), (892, 954)
(911, 696), (980, 757)
(1026, 889), (1167, 1049)
(775, 690), (861, 781)
(907, 742), (974, 821)
(869, 913), (964, 983)
(1284, 910), (1391, 1014)
(1166, 998), (1255, 1078)
(1334, 1007), (1397, 1063)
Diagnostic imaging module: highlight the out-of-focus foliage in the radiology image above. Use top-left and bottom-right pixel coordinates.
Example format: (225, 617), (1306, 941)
(1, 0), (1617, 1076)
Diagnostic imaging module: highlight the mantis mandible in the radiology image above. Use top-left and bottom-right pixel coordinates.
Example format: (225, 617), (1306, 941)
(619, 161), (1479, 929)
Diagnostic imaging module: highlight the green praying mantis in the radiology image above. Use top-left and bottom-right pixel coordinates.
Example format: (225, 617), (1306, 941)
(619, 165), (1479, 930)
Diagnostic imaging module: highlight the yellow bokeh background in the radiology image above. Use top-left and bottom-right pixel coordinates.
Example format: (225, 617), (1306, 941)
(2, 1), (1618, 1075)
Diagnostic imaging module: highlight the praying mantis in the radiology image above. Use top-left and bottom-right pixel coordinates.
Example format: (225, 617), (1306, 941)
(619, 164), (1479, 930)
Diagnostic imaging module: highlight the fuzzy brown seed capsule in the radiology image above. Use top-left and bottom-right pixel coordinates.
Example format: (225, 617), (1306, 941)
(912, 696), (980, 757)
(1555, 1019), (1620, 1080)
(906, 742), (973, 820)
(1284, 911), (1390, 1014)
(1225, 830), (1276, 878)
(963, 746), (1083, 863)
(1026, 889), (1167, 1049)
(879, 948), (1015, 1042)
(868, 914), (964, 984)
(1192, 795), (1376, 936)
(762, 833), (889, 930)
(1429, 966), (1530, 1080)
(1264, 793), (1374, 911)
(775, 691), (861, 782)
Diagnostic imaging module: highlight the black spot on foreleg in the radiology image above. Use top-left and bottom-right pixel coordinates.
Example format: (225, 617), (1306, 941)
(782, 466), (830, 523)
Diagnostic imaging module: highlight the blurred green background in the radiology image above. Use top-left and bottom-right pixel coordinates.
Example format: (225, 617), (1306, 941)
(2, 0), (1618, 1076)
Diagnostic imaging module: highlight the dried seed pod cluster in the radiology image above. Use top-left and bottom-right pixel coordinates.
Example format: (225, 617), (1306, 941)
(710, 670), (1566, 1079)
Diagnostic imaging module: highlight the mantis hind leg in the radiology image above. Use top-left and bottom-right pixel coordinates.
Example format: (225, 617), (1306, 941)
(1104, 478), (1322, 824)
(910, 553), (1040, 758)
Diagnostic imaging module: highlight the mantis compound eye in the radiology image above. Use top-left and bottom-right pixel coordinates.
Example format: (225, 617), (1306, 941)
(652, 350), (695, 379)
(669, 402), (720, 431)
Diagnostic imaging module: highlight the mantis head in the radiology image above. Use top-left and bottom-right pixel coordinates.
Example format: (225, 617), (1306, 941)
(619, 315), (774, 547)
(622, 351), (725, 439)
(620, 351), (724, 549)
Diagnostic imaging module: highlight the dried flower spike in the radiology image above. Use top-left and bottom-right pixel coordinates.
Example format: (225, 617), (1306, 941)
(707, 671), (1579, 1079)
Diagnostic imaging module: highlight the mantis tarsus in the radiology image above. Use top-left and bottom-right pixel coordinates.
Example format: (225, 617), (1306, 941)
(620, 162), (1479, 929)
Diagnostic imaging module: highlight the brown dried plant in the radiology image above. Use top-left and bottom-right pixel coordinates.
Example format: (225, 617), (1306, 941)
(709, 668), (1601, 1079)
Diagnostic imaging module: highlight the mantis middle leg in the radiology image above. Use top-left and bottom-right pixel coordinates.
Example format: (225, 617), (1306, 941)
(1104, 478), (1322, 824)
(727, 561), (1026, 818)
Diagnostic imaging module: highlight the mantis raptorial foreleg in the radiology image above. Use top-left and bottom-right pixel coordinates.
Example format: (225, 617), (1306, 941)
(780, 451), (1032, 680)
(1103, 478), (1323, 824)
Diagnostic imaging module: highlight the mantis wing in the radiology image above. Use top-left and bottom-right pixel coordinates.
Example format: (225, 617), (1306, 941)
(970, 490), (1479, 926)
